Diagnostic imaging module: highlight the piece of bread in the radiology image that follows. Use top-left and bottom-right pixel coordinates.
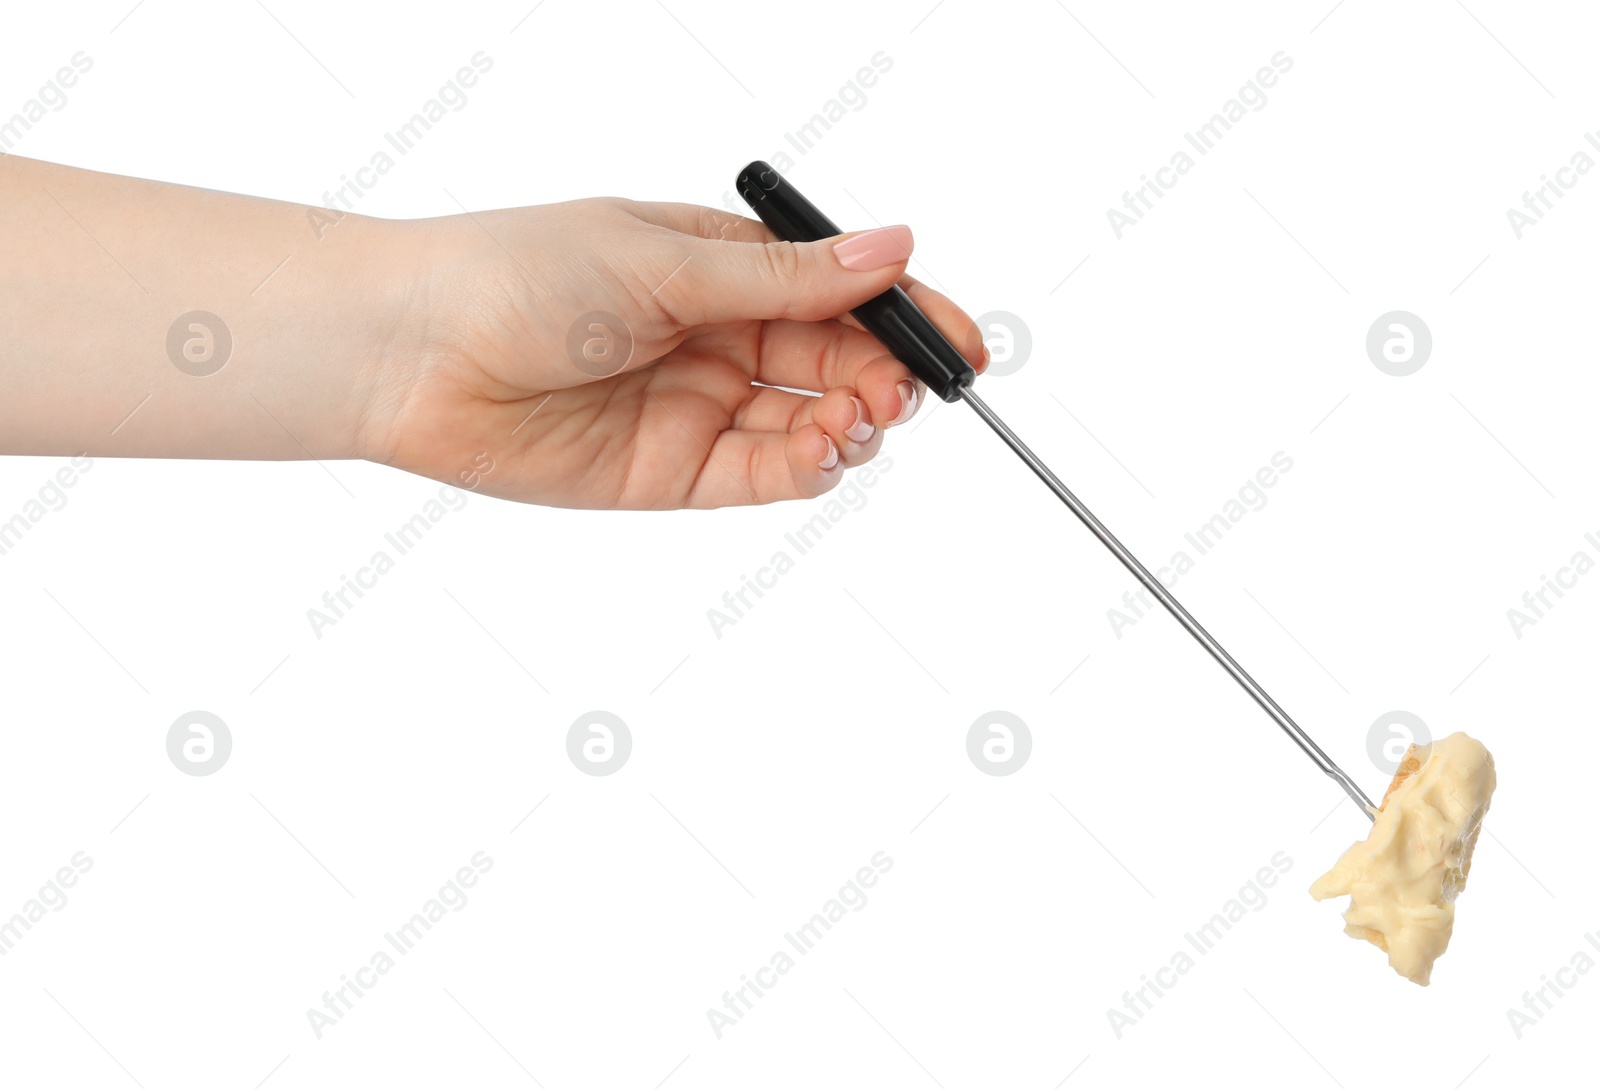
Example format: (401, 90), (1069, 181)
(1357, 744), (1430, 955)
(1310, 732), (1497, 984)
(1378, 742), (1428, 811)
(1377, 741), (1483, 894)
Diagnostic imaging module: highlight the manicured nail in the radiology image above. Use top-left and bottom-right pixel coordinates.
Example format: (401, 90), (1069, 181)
(845, 397), (875, 443)
(818, 435), (840, 470)
(833, 225), (913, 271)
(888, 380), (918, 426)
(981, 342), (992, 367)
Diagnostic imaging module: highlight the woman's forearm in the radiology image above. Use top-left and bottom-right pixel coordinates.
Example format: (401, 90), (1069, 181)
(0, 154), (419, 461)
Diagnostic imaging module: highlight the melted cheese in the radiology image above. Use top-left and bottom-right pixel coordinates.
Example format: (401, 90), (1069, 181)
(1309, 732), (1496, 985)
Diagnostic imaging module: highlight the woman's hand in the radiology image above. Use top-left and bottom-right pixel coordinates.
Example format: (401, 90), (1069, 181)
(0, 154), (986, 509)
(364, 198), (988, 509)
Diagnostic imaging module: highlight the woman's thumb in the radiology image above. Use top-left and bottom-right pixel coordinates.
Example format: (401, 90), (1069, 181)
(659, 225), (914, 327)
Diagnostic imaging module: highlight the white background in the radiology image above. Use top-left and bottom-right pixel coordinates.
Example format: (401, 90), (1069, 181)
(1, 1), (1595, 1086)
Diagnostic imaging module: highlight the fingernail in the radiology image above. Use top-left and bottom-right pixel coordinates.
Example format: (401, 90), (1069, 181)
(818, 435), (840, 470)
(845, 397), (875, 443)
(833, 225), (914, 271)
(888, 380), (918, 426)
(981, 343), (992, 367)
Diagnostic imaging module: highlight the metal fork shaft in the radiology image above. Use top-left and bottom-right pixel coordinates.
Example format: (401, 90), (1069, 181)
(957, 387), (1376, 819)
